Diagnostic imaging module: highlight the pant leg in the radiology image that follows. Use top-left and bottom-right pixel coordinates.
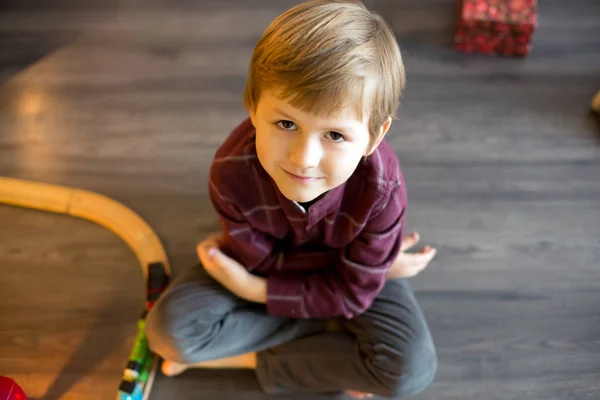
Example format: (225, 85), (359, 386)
(255, 278), (437, 398)
(145, 263), (325, 364)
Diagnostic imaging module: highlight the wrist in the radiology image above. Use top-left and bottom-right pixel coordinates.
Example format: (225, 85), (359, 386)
(245, 274), (268, 304)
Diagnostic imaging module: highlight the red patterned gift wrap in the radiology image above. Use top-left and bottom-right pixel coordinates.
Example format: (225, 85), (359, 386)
(454, 0), (538, 57)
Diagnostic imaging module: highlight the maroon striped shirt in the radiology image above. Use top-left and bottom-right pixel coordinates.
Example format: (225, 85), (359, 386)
(209, 118), (406, 319)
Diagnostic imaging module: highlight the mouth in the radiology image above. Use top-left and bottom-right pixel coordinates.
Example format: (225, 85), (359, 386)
(282, 168), (321, 184)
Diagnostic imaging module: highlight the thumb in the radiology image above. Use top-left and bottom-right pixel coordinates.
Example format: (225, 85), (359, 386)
(206, 246), (233, 267)
(197, 242), (217, 262)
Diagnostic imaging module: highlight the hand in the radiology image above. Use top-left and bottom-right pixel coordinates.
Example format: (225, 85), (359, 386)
(387, 232), (437, 279)
(196, 233), (268, 303)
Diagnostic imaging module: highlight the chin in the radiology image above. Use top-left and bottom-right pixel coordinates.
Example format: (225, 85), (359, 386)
(277, 183), (321, 203)
(279, 188), (312, 203)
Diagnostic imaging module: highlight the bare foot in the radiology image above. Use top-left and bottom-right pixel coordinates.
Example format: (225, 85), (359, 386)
(347, 390), (373, 398)
(161, 360), (188, 377)
(161, 353), (257, 377)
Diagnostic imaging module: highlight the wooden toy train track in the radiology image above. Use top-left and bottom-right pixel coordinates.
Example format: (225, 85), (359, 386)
(0, 177), (171, 400)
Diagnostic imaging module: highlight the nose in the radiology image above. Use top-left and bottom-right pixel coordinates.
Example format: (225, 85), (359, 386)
(289, 136), (322, 169)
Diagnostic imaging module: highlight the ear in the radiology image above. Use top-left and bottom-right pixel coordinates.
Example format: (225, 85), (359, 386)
(249, 106), (257, 127)
(364, 116), (392, 156)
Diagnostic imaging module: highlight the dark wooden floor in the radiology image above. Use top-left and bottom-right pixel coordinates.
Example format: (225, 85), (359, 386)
(1, 0), (599, 399)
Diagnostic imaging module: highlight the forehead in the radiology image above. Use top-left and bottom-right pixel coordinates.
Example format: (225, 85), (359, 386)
(259, 87), (369, 127)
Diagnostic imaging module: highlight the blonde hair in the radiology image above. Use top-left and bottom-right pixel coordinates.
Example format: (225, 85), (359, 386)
(243, 0), (406, 142)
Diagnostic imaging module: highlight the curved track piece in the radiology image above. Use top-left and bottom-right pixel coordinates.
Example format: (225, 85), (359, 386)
(0, 177), (171, 278)
(0, 177), (171, 400)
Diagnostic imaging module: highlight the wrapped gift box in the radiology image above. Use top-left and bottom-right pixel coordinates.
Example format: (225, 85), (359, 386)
(454, 0), (538, 57)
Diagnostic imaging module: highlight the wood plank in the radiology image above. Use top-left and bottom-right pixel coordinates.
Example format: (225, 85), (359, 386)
(0, 0), (599, 399)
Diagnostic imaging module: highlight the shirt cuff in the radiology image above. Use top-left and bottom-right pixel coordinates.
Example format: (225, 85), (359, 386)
(266, 274), (306, 318)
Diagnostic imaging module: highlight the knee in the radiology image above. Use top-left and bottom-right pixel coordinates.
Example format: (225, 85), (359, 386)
(145, 298), (189, 363)
(371, 341), (438, 398)
(145, 292), (216, 364)
(395, 346), (437, 397)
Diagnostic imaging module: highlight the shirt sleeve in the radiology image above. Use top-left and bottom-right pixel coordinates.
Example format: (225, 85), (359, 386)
(266, 184), (405, 319)
(208, 175), (280, 272)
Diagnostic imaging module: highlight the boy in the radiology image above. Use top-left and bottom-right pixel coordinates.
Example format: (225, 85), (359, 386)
(146, 1), (438, 398)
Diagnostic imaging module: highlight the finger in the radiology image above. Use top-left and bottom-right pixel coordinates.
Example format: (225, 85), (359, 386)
(400, 232), (420, 252)
(202, 246), (241, 271)
(198, 237), (216, 249)
(401, 251), (436, 277)
(196, 242), (211, 258)
(199, 232), (226, 252)
(209, 247), (232, 264)
(409, 247), (437, 265)
(197, 245), (214, 267)
(206, 232), (227, 247)
(416, 245), (432, 254)
(200, 236), (220, 249)
(197, 242), (219, 268)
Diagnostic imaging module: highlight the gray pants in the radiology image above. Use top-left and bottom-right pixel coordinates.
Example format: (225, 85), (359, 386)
(146, 263), (437, 398)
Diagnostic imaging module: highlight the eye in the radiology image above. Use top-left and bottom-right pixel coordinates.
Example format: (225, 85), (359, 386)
(276, 120), (296, 130)
(326, 131), (345, 142)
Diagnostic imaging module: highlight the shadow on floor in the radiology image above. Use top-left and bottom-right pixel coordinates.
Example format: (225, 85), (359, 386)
(37, 294), (136, 400)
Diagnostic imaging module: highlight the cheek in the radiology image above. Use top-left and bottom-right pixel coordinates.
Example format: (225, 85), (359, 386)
(324, 146), (364, 180)
(256, 127), (285, 163)
(255, 129), (271, 165)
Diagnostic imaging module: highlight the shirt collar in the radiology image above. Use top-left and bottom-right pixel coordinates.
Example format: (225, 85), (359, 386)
(272, 179), (345, 226)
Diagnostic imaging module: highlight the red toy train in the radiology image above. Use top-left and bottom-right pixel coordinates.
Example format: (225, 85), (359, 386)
(0, 376), (27, 400)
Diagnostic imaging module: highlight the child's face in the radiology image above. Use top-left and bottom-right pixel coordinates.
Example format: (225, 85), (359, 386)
(250, 87), (390, 203)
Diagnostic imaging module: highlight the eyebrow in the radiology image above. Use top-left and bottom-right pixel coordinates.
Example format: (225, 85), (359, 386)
(272, 107), (356, 136)
(273, 107), (296, 121)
